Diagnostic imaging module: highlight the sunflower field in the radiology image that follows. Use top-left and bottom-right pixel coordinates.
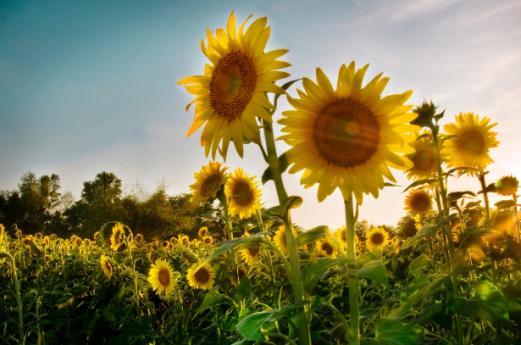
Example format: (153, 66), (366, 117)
(2, 12), (521, 345)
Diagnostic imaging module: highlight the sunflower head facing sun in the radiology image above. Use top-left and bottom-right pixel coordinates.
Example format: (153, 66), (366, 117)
(179, 12), (290, 159)
(110, 223), (125, 252)
(365, 227), (389, 252)
(495, 175), (519, 196)
(225, 168), (261, 219)
(148, 258), (178, 297)
(404, 188), (432, 216)
(186, 261), (215, 290)
(279, 62), (418, 203)
(443, 112), (499, 172)
(191, 162), (228, 204)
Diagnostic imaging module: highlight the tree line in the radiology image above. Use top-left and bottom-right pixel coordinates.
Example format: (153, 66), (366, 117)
(0, 172), (221, 239)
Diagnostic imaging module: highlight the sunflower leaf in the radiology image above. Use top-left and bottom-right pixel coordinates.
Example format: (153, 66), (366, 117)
(296, 226), (328, 247)
(374, 319), (419, 345)
(261, 167), (273, 184)
(357, 260), (389, 286)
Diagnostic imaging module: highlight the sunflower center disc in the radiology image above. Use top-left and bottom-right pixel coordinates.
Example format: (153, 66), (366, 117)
(210, 51), (257, 121)
(322, 242), (334, 255)
(201, 174), (222, 198)
(456, 129), (486, 156)
(412, 147), (436, 173)
(411, 193), (430, 213)
(158, 268), (170, 286)
(195, 267), (210, 283)
(371, 232), (384, 245)
(313, 99), (380, 168)
(233, 181), (254, 206)
(248, 246), (260, 257)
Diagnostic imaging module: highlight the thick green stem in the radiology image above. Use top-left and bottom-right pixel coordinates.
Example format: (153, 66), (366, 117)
(478, 171), (491, 225)
(344, 196), (360, 345)
(7, 254), (25, 345)
(261, 119), (310, 345)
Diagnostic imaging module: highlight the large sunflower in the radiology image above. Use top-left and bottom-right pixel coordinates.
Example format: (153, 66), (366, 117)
(99, 255), (113, 280)
(443, 112), (498, 171)
(225, 168), (262, 219)
(190, 162), (228, 204)
(406, 132), (438, 180)
(186, 261), (215, 290)
(365, 227), (389, 252)
(404, 188), (432, 216)
(179, 12), (290, 159)
(279, 62), (418, 203)
(148, 259), (178, 297)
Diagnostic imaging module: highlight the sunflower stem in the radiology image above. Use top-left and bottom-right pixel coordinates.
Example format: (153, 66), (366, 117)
(344, 195), (360, 345)
(478, 170), (491, 225)
(262, 120), (289, 202)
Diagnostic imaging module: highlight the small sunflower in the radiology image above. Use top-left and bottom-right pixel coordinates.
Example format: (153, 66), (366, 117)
(315, 234), (337, 257)
(406, 132), (438, 180)
(240, 243), (261, 266)
(225, 168), (262, 219)
(99, 255), (113, 280)
(179, 12), (290, 159)
(273, 225), (290, 254)
(365, 227), (389, 252)
(334, 226), (360, 250)
(495, 175), (519, 196)
(190, 162), (228, 204)
(186, 261), (215, 290)
(148, 259), (178, 297)
(404, 188), (432, 216)
(198, 226), (209, 238)
(443, 112), (499, 172)
(279, 62), (418, 203)
(202, 236), (214, 245)
(397, 216), (418, 239)
(110, 223), (125, 252)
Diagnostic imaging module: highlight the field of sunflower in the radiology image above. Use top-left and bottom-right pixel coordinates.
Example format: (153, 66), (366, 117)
(2, 11), (521, 345)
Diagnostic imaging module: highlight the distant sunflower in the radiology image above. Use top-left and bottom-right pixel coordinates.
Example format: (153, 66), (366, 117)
(198, 226), (209, 238)
(397, 216), (418, 239)
(495, 175), (519, 196)
(148, 259), (177, 297)
(240, 244), (261, 266)
(404, 188), (432, 216)
(335, 226), (359, 252)
(406, 133), (438, 180)
(365, 227), (389, 252)
(186, 261), (215, 290)
(110, 223), (125, 252)
(315, 235), (337, 257)
(443, 112), (498, 172)
(273, 225), (289, 254)
(279, 62), (418, 202)
(190, 162), (228, 204)
(225, 168), (261, 219)
(99, 255), (113, 280)
(202, 236), (214, 245)
(179, 12), (290, 159)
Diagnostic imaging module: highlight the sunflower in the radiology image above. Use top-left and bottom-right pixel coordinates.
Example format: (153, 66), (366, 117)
(397, 216), (418, 239)
(179, 12), (290, 159)
(279, 62), (418, 203)
(148, 259), (178, 297)
(365, 227), (389, 252)
(186, 261), (215, 290)
(225, 168), (262, 219)
(443, 112), (499, 172)
(404, 188), (432, 216)
(406, 132), (438, 180)
(273, 225), (288, 254)
(198, 226), (209, 238)
(240, 243), (261, 266)
(202, 236), (214, 245)
(110, 223), (125, 251)
(315, 234), (338, 257)
(495, 175), (519, 196)
(99, 255), (113, 280)
(190, 162), (228, 204)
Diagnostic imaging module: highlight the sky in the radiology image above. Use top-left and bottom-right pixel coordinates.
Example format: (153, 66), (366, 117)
(1, 0), (521, 230)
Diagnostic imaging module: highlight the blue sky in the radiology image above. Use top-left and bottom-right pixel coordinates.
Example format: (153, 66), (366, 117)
(1, 0), (521, 229)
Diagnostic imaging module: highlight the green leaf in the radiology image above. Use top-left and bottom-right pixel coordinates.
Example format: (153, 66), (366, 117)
(495, 200), (516, 209)
(236, 306), (300, 341)
(357, 260), (389, 286)
(206, 235), (265, 262)
(278, 153), (289, 174)
(296, 226), (328, 247)
(261, 166), (273, 185)
(196, 290), (226, 314)
(301, 257), (345, 292)
(403, 178), (437, 192)
(409, 254), (429, 277)
(375, 319), (419, 345)
(264, 196), (303, 218)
